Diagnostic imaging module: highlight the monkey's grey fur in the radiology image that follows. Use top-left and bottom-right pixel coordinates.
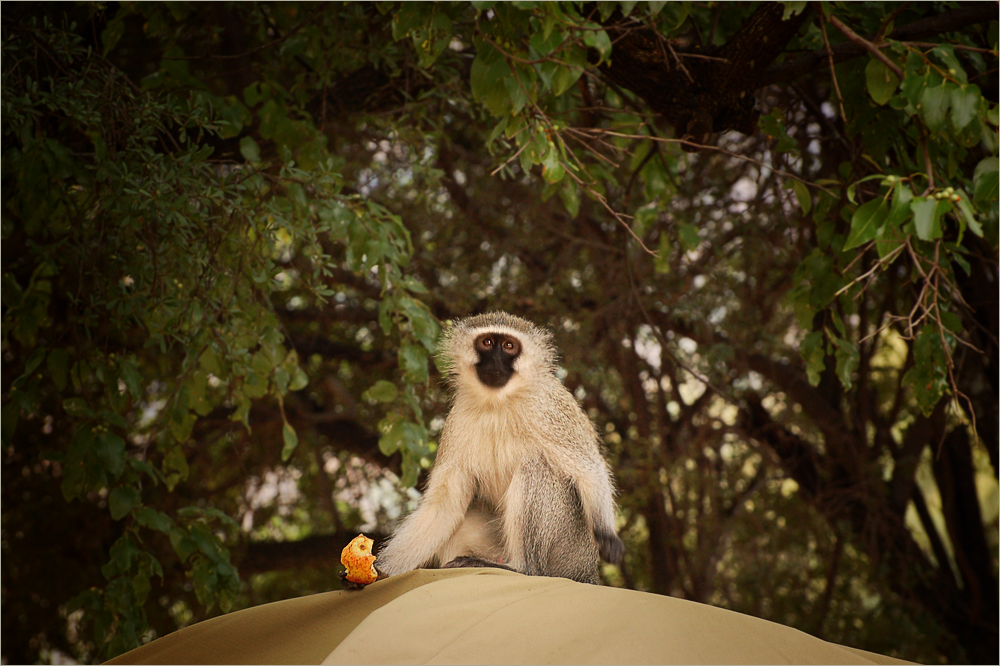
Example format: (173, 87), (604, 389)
(376, 311), (624, 584)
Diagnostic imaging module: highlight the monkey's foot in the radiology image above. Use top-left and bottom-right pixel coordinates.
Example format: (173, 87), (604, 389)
(443, 556), (516, 572)
(339, 570), (369, 590)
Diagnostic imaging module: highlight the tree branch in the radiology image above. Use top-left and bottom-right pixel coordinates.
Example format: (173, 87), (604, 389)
(826, 13), (904, 80)
(763, 4), (997, 85)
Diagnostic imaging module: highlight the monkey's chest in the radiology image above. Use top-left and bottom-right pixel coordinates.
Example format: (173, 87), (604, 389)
(466, 417), (540, 506)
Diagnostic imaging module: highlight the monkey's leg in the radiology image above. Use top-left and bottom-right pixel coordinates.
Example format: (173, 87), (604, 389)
(436, 503), (503, 566)
(442, 556), (516, 571)
(503, 457), (601, 584)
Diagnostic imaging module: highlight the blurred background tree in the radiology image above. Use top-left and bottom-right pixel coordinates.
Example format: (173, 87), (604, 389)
(2, 2), (996, 663)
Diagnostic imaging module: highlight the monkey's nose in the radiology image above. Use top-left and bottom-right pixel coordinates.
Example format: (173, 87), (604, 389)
(476, 356), (513, 388)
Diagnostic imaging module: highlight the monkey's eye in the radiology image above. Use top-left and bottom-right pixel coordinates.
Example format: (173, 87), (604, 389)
(501, 338), (521, 354)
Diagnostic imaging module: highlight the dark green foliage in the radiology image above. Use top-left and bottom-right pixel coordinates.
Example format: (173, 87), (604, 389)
(2, 3), (996, 664)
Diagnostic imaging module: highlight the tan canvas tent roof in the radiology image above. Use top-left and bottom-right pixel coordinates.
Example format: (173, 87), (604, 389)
(108, 568), (912, 665)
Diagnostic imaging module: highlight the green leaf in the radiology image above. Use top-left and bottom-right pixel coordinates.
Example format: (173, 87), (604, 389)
(133, 569), (152, 605)
(541, 143), (565, 183)
(865, 57), (899, 106)
(948, 84), (980, 131)
(120, 357), (143, 399)
(800, 331), (826, 386)
(886, 180), (913, 228)
(918, 83), (950, 132)
(529, 27), (562, 57)
(833, 337), (859, 390)
(288, 366), (309, 392)
(63, 397), (95, 419)
(163, 446), (189, 490)
(582, 24), (612, 64)
(392, 3), (427, 41)
(954, 189), (983, 237)
(678, 223), (700, 252)
(398, 295), (440, 352)
(47, 348), (70, 391)
(845, 174), (883, 205)
(911, 197), (949, 240)
(654, 234), (672, 274)
(503, 69), (531, 115)
(900, 69), (926, 110)
(281, 422), (299, 461)
(550, 45), (587, 96)
(272, 366), (290, 395)
(239, 136), (261, 162)
(1, 401), (19, 446)
(560, 182), (580, 218)
(791, 180), (811, 216)
(363, 380), (399, 403)
(102, 535), (138, 580)
(902, 326), (948, 415)
(135, 507), (174, 534)
(169, 527), (198, 563)
(101, 16), (125, 56)
(378, 418), (404, 455)
(95, 432), (127, 479)
(400, 421), (429, 456)
(470, 42), (512, 116)
(782, 1), (807, 19)
(169, 410), (197, 443)
(973, 157), (998, 208)
(109, 486), (139, 520)
(932, 45), (967, 84)
(398, 342), (430, 383)
(844, 197), (889, 251)
(100, 409), (128, 429)
(412, 12), (452, 68)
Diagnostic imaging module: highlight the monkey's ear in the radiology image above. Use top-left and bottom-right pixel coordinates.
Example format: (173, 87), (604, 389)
(596, 530), (625, 565)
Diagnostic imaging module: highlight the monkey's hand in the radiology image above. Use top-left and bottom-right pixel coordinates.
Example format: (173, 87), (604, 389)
(443, 556), (517, 572)
(596, 529), (625, 566)
(340, 569), (378, 590)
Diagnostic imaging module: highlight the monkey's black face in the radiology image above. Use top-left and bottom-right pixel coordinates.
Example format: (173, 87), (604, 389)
(473, 332), (522, 388)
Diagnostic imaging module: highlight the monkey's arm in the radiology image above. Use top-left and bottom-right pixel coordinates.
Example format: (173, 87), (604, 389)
(544, 391), (625, 566)
(549, 393), (625, 564)
(574, 454), (625, 565)
(375, 460), (475, 576)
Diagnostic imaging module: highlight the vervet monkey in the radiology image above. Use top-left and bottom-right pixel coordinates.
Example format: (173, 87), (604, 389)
(376, 311), (624, 584)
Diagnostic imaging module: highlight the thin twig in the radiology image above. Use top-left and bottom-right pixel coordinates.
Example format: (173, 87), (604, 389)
(904, 41), (997, 54)
(165, 3), (328, 61)
(916, 123), (935, 193)
(625, 249), (743, 409)
(875, 2), (913, 43)
(817, 8), (848, 122)
(827, 13), (904, 80)
(571, 127), (835, 194)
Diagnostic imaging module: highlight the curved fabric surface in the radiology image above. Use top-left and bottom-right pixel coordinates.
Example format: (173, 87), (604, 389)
(109, 568), (911, 665)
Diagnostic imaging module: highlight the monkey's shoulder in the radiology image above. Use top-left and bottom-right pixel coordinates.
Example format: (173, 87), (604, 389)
(440, 388), (597, 456)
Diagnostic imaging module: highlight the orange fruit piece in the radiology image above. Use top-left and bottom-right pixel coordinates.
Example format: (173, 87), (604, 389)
(341, 534), (378, 585)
